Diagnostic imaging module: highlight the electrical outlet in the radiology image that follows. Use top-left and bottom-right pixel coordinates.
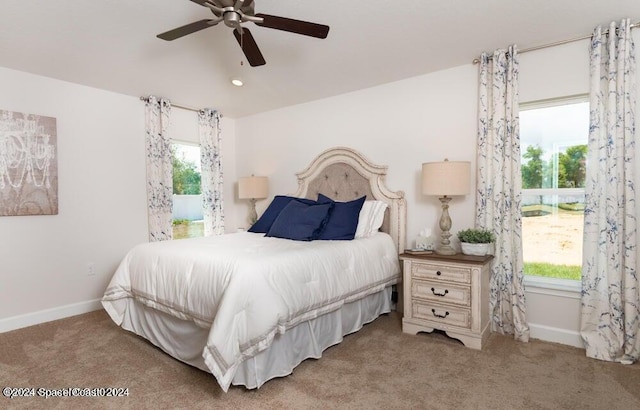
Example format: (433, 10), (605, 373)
(87, 263), (95, 276)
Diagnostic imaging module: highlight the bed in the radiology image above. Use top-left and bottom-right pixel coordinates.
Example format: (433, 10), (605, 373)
(102, 146), (406, 392)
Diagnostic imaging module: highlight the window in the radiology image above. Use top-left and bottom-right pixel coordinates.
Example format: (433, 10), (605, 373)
(171, 142), (204, 240)
(520, 97), (588, 281)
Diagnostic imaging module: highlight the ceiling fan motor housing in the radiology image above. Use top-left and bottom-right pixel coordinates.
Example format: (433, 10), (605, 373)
(223, 11), (242, 28)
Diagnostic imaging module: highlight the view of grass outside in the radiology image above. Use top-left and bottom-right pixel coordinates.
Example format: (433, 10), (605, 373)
(522, 204), (583, 281)
(173, 219), (204, 240)
(520, 99), (588, 281)
(523, 262), (581, 280)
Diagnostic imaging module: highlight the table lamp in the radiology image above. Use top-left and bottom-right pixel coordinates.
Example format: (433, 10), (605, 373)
(238, 175), (268, 225)
(422, 159), (470, 255)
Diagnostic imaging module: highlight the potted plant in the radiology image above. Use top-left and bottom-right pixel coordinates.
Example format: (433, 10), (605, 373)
(457, 228), (495, 256)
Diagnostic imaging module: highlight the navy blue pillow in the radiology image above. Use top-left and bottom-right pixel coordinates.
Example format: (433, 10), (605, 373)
(316, 194), (366, 240)
(248, 195), (317, 233)
(266, 200), (334, 241)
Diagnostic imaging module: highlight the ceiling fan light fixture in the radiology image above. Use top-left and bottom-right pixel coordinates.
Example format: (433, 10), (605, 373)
(231, 78), (244, 87)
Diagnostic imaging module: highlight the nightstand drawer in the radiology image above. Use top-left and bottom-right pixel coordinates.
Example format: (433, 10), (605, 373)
(412, 300), (471, 329)
(411, 262), (471, 284)
(412, 280), (470, 307)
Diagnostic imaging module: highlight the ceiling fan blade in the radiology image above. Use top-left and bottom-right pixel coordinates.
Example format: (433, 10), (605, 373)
(157, 19), (218, 41)
(255, 13), (329, 39)
(233, 28), (266, 67)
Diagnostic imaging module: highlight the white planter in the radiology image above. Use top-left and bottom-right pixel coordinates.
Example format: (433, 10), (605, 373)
(461, 242), (491, 256)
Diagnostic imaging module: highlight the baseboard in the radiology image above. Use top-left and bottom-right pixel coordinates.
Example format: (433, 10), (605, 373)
(529, 322), (584, 348)
(0, 299), (103, 333)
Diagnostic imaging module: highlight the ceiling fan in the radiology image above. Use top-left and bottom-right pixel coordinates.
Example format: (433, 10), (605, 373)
(157, 0), (330, 67)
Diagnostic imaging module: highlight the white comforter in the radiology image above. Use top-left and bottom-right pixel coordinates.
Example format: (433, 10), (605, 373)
(102, 232), (400, 391)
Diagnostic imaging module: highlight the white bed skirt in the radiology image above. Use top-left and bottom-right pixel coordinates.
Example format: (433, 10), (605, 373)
(117, 287), (393, 390)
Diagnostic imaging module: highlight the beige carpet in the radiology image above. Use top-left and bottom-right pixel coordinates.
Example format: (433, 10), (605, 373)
(1, 310), (638, 409)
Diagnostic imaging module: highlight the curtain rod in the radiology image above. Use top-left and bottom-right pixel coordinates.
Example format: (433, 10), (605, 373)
(472, 21), (639, 64)
(139, 96), (200, 113)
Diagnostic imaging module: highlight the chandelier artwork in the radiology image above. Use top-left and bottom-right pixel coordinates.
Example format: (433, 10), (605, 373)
(0, 109), (58, 216)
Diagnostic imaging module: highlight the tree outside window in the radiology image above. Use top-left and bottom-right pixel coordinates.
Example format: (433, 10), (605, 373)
(521, 144), (587, 190)
(172, 146), (201, 195)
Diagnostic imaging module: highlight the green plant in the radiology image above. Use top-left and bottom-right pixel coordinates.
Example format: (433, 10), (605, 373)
(456, 228), (495, 244)
(172, 219), (189, 226)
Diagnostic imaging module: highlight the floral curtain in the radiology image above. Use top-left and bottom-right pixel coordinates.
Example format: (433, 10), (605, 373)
(199, 109), (225, 236)
(580, 19), (639, 363)
(144, 96), (173, 242)
(476, 46), (530, 342)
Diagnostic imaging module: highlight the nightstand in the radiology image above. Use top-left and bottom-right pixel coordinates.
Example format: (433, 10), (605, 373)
(400, 252), (493, 350)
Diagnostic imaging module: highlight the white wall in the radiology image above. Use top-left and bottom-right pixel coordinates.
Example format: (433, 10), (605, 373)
(0, 67), (237, 330)
(235, 32), (640, 348)
(236, 64), (480, 241)
(0, 67), (147, 328)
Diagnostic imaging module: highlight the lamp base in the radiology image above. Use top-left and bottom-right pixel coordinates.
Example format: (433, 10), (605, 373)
(435, 196), (457, 255)
(248, 198), (258, 225)
(435, 245), (457, 255)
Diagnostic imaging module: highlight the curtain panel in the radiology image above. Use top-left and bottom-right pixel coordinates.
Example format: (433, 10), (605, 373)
(144, 96), (173, 242)
(476, 46), (530, 342)
(581, 19), (639, 363)
(199, 109), (225, 236)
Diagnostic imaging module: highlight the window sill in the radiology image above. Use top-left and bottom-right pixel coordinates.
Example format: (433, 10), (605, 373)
(524, 275), (581, 299)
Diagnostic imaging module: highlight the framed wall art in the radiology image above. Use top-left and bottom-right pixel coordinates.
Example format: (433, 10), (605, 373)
(0, 109), (58, 216)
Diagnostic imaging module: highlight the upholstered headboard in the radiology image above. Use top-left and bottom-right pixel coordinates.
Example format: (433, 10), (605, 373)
(292, 147), (406, 254)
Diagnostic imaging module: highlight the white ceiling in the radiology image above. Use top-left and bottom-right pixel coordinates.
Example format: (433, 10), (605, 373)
(1, 1), (639, 118)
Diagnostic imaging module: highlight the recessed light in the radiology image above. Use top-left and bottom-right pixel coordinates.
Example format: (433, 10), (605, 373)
(231, 78), (244, 87)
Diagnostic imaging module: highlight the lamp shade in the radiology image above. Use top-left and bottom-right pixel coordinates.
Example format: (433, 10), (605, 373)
(238, 176), (269, 199)
(422, 160), (471, 196)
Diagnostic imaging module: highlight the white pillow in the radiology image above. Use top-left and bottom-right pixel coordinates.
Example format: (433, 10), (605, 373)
(355, 200), (388, 238)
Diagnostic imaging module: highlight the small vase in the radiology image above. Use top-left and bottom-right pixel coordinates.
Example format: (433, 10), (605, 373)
(461, 242), (491, 256)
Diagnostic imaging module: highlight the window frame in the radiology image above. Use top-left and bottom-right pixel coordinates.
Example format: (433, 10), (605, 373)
(519, 94), (588, 290)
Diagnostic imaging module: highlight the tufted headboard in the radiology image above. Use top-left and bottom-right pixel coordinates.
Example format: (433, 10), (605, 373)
(292, 147), (406, 254)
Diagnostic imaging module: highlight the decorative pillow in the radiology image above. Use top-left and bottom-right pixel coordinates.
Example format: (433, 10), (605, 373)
(355, 200), (388, 238)
(266, 200), (334, 241)
(316, 194), (366, 240)
(248, 195), (317, 233)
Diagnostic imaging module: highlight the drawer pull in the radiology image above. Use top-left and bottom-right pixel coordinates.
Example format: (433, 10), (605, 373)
(431, 287), (449, 297)
(431, 309), (449, 319)
(436, 270), (442, 276)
